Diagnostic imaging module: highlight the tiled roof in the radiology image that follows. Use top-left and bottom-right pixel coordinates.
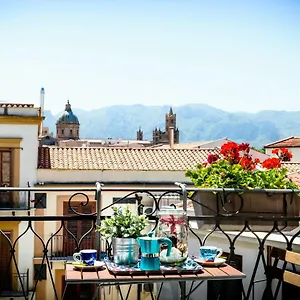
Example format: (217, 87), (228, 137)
(288, 173), (300, 187)
(264, 137), (300, 148)
(282, 162), (300, 173)
(38, 147), (51, 169)
(38, 146), (220, 171)
(150, 142), (211, 149)
(0, 103), (34, 108)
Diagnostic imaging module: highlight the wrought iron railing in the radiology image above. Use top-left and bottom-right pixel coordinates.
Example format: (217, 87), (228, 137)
(49, 234), (95, 260)
(0, 269), (29, 297)
(0, 183), (300, 299)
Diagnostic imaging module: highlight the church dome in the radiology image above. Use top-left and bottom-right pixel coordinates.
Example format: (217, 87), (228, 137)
(56, 100), (79, 124)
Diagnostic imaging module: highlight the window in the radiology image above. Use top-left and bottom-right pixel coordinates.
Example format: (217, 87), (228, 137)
(0, 150), (12, 186)
(63, 201), (96, 256)
(0, 150), (12, 207)
(113, 197), (136, 204)
(34, 264), (47, 280)
(70, 129), (73, 135)
(62, 129), (64, 135)
(33, 193), (47, 208)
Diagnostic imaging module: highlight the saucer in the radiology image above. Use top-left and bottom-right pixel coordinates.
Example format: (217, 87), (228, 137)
(72, 260), (105, 271)
(193, 257), (226, 267)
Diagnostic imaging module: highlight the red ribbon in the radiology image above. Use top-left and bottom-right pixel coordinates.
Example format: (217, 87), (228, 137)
(160, 214), (185, 235)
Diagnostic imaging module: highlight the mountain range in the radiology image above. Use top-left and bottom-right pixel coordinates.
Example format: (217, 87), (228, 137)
(43, 104), (300, 148)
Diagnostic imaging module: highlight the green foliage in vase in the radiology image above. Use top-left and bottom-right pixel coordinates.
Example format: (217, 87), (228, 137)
(185, 142), (299, 190)
(96, 205), (148, 239)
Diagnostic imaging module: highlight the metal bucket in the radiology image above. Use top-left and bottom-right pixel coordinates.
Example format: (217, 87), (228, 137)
(112, 238), (139, 265)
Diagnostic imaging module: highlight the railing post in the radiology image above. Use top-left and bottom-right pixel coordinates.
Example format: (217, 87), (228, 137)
(27, 182), (30, 210)
(50, 233), (53, 260)
(175, 182), (187, 212)
(26, 269), (29, 296)
(95, 182), (103, 260)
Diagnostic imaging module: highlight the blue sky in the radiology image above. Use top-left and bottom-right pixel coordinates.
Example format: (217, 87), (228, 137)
(0, 0), (299, 113)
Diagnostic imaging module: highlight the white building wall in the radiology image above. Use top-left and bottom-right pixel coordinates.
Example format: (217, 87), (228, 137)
(37, 169), (188, 184)
(266, 147), (300, 162)
(18, 221), (35, 287)
(0, 107), (39, 116)
(0, 124), (39, 186)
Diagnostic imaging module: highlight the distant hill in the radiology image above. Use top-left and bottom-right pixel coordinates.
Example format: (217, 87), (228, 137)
(43, 104), (300, 148)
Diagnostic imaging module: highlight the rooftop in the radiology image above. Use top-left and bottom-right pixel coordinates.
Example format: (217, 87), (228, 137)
(38, 146), (220, 171)
(0, 103), (35, 108)
(264, 136), (300, 148)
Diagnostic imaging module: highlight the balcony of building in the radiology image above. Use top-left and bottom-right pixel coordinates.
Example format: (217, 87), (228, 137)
(1, 184), (300, 300)
(0, 189), (31, 210)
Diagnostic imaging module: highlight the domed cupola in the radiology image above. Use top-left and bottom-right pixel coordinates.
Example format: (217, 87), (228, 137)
(56, 100), (80, 141)
(56, 100), (79, 124)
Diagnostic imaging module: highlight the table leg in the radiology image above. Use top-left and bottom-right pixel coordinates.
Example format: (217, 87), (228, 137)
(179, 281), (186, 300)
(61, 283), (68, 300)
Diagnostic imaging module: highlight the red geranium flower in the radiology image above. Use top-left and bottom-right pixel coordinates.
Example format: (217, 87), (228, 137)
(240, 156), (255, 171)
(262, 157), (281, 169)
(272, 148), (292, 161)
(207, 154), (220, 164)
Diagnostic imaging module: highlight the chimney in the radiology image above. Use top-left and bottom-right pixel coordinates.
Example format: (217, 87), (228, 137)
(169, 126), (174, 149)
(39, 87), (45, 136)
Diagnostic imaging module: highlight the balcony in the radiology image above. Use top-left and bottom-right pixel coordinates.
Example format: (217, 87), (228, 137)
(0, 184), (300, 300)
(0, 270), (29, 298)
(0, 188), (32, 210)
(49, 234), (95, 260)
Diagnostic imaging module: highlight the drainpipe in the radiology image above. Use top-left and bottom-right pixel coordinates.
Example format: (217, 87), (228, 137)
(39, 88), (45, 137)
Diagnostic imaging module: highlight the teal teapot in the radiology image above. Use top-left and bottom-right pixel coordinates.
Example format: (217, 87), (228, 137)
(137, 232), (172, 271)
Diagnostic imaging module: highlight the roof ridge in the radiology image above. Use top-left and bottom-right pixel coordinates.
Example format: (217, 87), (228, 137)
(264, 136), (295, 147)
(48, 146), (220, 152)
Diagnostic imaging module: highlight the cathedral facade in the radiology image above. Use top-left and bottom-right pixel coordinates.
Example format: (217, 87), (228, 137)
(137, 107), (179, 145)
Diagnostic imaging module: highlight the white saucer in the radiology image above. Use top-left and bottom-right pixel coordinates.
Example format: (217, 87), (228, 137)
(194, 257), (226, 267)
(72, 260), (105, 271)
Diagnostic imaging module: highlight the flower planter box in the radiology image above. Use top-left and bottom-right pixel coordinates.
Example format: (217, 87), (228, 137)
(192, 190), (300, 231)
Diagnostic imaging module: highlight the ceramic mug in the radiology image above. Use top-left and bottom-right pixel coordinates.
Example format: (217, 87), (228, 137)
(199, 246), (223, 262)
(73, 249), (97, 266)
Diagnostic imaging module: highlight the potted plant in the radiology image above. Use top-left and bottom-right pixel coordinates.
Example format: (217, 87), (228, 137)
(96, 205), (148, 265)
(185, 142), (300, 230)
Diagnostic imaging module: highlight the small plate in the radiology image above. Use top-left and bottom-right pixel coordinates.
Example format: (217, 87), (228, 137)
(72, 260), (105, 271)
(194, 257), (226, 267)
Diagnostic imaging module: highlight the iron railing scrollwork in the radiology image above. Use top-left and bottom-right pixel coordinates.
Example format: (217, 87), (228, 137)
(1, 184), (300, 299)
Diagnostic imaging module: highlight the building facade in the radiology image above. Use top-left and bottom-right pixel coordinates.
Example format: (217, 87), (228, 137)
(0, 103), (42, 298)
(56, 101), (80, 141)
(152, 107), (179, 145)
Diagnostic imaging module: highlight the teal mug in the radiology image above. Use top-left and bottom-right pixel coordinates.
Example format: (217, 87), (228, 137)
(199, 246), (223, 262)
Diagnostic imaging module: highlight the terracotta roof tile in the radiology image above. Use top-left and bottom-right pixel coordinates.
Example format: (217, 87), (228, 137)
(288, 173), (300, 187)
(282, 162), (300, 173)
(264, 137), (300, 148)
(38, 147), (51, 169)
(38, 146), (220, 171)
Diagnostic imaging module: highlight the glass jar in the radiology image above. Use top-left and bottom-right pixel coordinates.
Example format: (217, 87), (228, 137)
(156, 207), (188, 266)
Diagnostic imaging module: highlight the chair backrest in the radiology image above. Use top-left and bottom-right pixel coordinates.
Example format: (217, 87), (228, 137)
(267, 247), (300, 288)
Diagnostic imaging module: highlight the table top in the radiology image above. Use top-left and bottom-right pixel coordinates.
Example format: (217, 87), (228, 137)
(65, 263), (246, 285)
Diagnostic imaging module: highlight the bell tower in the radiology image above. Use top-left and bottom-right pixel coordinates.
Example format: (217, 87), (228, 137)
(137, 127), (143, 140)
(165, 107), (176, 133)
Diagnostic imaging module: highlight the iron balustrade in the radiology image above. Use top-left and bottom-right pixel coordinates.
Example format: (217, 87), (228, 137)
(0, 183), (300, 299)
